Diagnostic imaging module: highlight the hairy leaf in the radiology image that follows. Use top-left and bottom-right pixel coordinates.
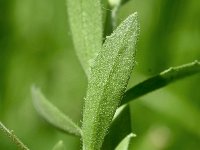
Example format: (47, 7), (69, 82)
(66, 0), (103, 75)
(32, 87), (82, 136)
(82, 12), (139, 150)
(106, 61), (200, 149)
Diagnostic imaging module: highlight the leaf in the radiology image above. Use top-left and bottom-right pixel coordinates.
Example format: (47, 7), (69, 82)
(115, 133), (136, 150)
(52, 140), (66, 150)
(106, 61), (200, 149)
(102, 105), (132, 150)
(66, 0), (103, 76)
(82, 12), (139, 150)
(0, 121), (30, 150)
(121, 60), (200, 105)
(31, 86), (82, 136)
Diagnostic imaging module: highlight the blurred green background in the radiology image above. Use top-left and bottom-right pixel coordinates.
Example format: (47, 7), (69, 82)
(0, 0), (200, 149)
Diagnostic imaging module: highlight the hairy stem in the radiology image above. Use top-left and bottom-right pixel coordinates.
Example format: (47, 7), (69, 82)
(0, 121), (30, 150)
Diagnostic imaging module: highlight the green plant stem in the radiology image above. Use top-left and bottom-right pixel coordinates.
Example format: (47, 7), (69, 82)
(102, 104), (132, 150)
(0, 121), (30, 150)
(106, 0), (130, 37)
(121, 60), (200, 105)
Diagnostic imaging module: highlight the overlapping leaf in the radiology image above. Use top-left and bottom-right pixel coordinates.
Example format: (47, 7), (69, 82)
(32, 87), (82, 136)
(82, 12), (139, 150)
(66, 0), (103, 75)
(121, 60), (200, 105)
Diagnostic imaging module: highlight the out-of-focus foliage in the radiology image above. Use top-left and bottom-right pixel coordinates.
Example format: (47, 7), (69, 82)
(0, 0), (199, 150)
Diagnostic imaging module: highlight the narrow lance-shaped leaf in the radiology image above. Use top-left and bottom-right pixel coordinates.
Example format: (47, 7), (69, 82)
(82, 12), (139, 150)
(115, 133), (136, 150)
(31, 87), (82, 136)
(107, 60), (200, 148)
(121, 60), (200, 105)
(66, 0), (103, 76)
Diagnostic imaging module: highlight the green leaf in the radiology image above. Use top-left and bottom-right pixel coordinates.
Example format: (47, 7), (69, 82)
(31, 86), (82, 136)
(52, 140), (66, 150)
(0, 121), (30, 150)
(82, 12), (139, 150)
(115, 133), (136, 150)
(66, 0), (103, 76)
(107, 61), (200, 149)
(121, 60), (200, 105)
(102, 105), (132, 150)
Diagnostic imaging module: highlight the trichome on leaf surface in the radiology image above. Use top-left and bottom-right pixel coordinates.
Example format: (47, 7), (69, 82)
(1, 0), (200, 150)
